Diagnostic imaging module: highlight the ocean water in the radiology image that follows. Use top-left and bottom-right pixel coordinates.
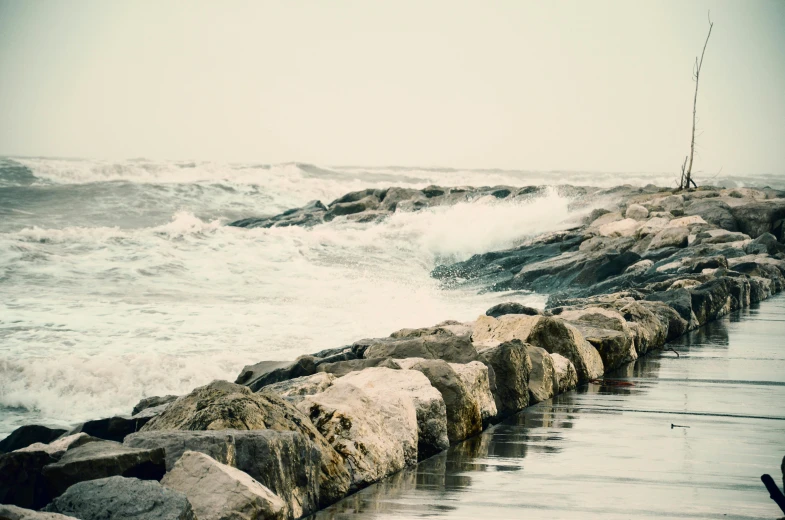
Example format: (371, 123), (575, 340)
(0, 157), (781, 437)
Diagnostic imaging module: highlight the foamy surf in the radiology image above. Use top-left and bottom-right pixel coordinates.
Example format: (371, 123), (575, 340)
(0, 192), (575, 434)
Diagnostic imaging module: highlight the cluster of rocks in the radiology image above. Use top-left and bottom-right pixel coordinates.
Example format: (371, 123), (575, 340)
(228, 184), (590, 228)
(3, 184), (785, 520)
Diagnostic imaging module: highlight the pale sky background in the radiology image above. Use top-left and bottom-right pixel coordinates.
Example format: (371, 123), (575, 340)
(0, 0), (783, 174)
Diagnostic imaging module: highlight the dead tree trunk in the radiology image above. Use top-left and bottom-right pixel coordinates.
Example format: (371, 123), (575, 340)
(682, 14), (714, 190)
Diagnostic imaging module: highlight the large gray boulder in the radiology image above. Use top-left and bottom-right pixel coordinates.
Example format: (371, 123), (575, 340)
(161, 451), (286, 520)
(526, 345), (555, 403)
(393, 359), (482, 444)
(125, 430), (322, 518)
(338, 368), (449, 459)
(41, 440), (166, 499)
(296, 382), (418, 489)
(67, 415), (151, 443)
(139, 380), (351, 508)
(240, 357), (320, 392)
(477, 340), (532, 419)
(0, 504), (77, 519)
(684, 199), (737, 231)
(44, 476), (194, 520)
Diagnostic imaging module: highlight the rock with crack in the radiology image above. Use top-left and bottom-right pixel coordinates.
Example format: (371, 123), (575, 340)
(296, 382), (418, 490)
(41, 440), (166, 499)
(526, 345), (555, 403)
(264, 373), (337, 404)
(337, 368), (449, 460)
(551, 353), (578, 394)
(161, 451), (286, 520)
(361, 334), (478, 364)
(138, 380), (351, 509)
(447, 362), (497, 426)
(477, 339), (532, 419)
(473, 314), (603, 382)
(43, 476), (195, 520)
(125, 429), (322, 518)
(0, 426), (67, 454)
(393, 358), (483, 444)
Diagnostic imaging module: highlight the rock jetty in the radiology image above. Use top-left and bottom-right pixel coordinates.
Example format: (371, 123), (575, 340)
(2, 184), (784, 519)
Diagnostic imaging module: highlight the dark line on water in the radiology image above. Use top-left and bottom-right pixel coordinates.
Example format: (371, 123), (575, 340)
(548, 405), (785, 421)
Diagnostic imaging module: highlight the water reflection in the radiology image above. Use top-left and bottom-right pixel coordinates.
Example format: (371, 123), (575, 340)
(311, 296), (785, 520)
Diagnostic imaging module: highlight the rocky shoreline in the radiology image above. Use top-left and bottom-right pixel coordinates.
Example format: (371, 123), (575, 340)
(2, 184), (785, 520)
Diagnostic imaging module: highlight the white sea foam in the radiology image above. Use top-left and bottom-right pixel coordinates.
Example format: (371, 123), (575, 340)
(0, 193), (578, 433)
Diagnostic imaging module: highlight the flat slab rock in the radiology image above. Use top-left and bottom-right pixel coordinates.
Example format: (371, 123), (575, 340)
(44, 476), (195, 520)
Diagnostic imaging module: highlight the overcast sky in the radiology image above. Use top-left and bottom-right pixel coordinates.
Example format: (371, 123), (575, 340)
(1, 0), (783, 174)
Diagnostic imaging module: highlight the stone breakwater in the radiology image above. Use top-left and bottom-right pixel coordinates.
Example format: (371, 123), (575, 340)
(2, 184), (785, 520)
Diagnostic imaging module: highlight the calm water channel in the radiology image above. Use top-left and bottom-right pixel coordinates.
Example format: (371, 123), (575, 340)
(312, 295), (785, 520)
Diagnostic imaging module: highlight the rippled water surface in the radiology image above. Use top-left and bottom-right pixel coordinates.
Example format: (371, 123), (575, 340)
(312, 295), (785, 520)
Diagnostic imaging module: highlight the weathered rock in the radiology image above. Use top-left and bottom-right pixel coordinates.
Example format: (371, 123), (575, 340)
(161, 451), (286, 520)
(745, 232), (781, 255)
(393, 359), (482, 444)
(616, 301), (668, 354)
(0, 426), (67, 454)
(139, 380), (351, 508)
(235, 360), (290, 386)
(567, 322), (636, 372)
(125, 430), (323, 517)
(550, 353), (578, 394)
(644, 287), (696, 324)
(477, 340), (532, 419)
(473, 314), (603, 382)
(389, 320), (474, 339)
(245, 357), (320, 392)
(316, 357), (400, 377)
(689, 278), (733, 324)
(649, 227), (690, 250)
(231, 431), (322, 517)
(132, 395), (179, 416)
(297, 382), (418, 490)
(324, 196), (380, 222)
(124, 430), (236, 471)
(16, 434), (96, 458)
(636, 217), (669, 238)
(41, 440), (166, 499)
(44, 476), (195, 520)
(448, 362), (497, 426)
(380, 187), (426, 212)
(599, 218), (639, 237)
(338, 368), (449, 459)
(730, 201), (785, 238)
(625, 204), (649, 220)
(264, 373), (337, 404)
(361, 334), (478, 364)
(0, 451), (53, 510)
(0, 505), (77, 520)
(485, 302), (543, 318)
(525, 345), (555, 403)
(684, 199), (737, 231)
(68, 416), (151, 443)
(667, 215), (707, 228)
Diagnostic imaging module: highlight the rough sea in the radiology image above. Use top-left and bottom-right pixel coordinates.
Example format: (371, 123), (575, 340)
(1, 156), (781, 438)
